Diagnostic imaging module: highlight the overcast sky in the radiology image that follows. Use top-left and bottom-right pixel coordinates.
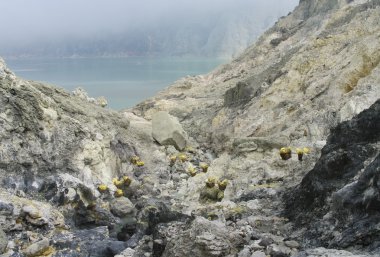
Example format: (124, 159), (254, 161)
(0, 0), (299, 48)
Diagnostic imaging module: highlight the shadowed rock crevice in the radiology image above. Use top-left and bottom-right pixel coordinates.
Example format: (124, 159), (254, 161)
(285, 99), (380, 250)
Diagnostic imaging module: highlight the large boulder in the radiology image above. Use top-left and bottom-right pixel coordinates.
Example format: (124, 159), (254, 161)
(152, 111), (188, 150)
(110, 197), (136, 218)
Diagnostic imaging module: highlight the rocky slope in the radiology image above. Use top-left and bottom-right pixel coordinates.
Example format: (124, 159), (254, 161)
(130, 0), (380, 255)
(0, 0), (380, 257)
(133, 0), (380, 149)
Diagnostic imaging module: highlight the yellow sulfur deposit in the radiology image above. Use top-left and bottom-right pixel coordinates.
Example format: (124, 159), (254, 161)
(136, 161), (145, 167)
(218, 179), (228, 191)
(114, 189), (124, 197)
(200, 163), (209, 173)
(296, 148), (304, 161)
(130, 156), (140, 164)
(113, 178), (123, 187)
(98, 184), (108, 192)
(123, 176), (132, 186)
(188, 166), (197, 177)
(206, 177), (217, 188)
(280, 147), (292, 160)
(178, 153), (188, 162)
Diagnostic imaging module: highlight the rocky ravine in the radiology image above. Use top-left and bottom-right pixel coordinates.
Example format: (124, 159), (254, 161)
(0, 0), (380, 257)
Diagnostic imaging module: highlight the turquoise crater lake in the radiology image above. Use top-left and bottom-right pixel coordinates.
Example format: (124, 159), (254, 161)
(5, 57), (226, 110)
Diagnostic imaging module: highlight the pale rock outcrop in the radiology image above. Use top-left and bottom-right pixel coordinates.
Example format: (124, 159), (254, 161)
(152, 111), (189, 150)
(0, 58), (15, 80)
(72, 87), (108, 107)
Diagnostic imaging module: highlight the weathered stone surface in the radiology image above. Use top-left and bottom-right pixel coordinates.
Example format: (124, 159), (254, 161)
(224, 81), (253, 107)
(23, 238), (50, 257)
(268, 244), (292, 257)
(0, 70), (133, 192)
(0, 228), (7, 254)
(22, 205), (42, 219)
(237, 247), (251, 257)
(152, 111), (188, 150)
(296, 247), (370, 257)
(0, 201), (13, 216)
(52, 226), (128, 257)
(285, 99), (380, 249)
(74, 201), (117, 228)
(284, 240), (300, 249)
(251, 251), (266, 257)
(162, 217), (233, 257)
(114, 247), (135, 257)
(110, 197), (136, 218)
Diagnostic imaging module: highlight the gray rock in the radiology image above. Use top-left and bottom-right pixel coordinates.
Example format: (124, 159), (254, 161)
(195, 232), (230, 257)
(0, 228), (7, 254)
(0, 201), (13, 216)
(237, 247), (251, 257)
(152, 111), (188, 150)
(258, 237), (274, 247)
(240, 136), (289, 152)
(251, 251), (266, 257)
(268, 244), (292, 257)
(301, 247), (370, 257)
(232, 138), (258, 154)
(63, 187), (77, 204)
(20, 205), (50, 227)
(162, 217), (232, 257)
(23, 238), (50, 257)
(25, 215), (49, 227)
(22, 205), (42, 219)
(74, 201), (117, 228)
(110, 197), (136, 218)
(284, 240), (300, 249)
(115, 247), (136, 257)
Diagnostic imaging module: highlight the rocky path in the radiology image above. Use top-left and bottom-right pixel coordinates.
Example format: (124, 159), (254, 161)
(1, 0), (380, 256)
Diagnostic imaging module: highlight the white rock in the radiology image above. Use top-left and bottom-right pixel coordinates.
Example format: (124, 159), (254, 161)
(152, 111), (188, 150)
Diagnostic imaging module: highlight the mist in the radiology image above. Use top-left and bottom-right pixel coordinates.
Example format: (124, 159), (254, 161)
(0, 0), (299, 57)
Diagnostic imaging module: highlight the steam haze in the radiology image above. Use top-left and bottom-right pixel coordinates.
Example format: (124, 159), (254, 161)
(0, 0), (299, 58)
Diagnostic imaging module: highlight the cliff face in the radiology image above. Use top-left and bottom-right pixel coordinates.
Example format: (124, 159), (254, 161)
(286, 99), (380, 250)
(0, 0), (380, 257)
(0, 57), (134, 185)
